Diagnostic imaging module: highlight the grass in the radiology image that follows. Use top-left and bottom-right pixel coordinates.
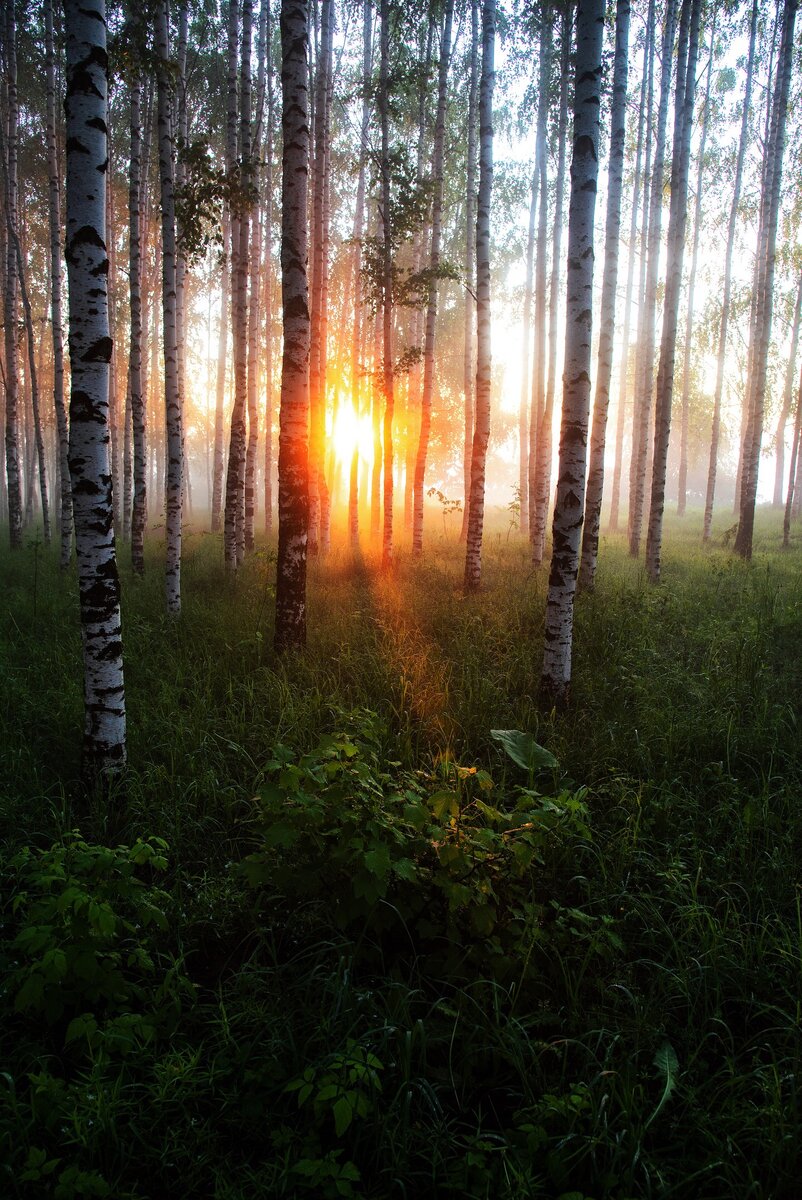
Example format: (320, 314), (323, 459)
(1, 505), (801, 1198)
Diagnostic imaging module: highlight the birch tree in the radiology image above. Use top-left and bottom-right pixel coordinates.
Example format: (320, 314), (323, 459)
(156, 0), (183, 612)
(628, 0), (677, 557)
(579, 0), (629, 590)
(64, 0), (126, 776)
(274, 0), (310, 653)
(540, 0), (604, 704)
(702, 0), (757, 542)
(645, 0), (702, 583)
(773, 271), (802, 507)
(379, 0), (394, 571)
(734, 0), (797, 560)
(46, 0), (71, 566)
(461, 0), (479, 543)
(412, 0), (455, 556)
(463, 0), (495, 593)
(2, 0), (22, 549)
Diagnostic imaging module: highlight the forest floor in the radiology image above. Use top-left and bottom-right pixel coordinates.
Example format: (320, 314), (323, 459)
(2, 506), (801, 1199)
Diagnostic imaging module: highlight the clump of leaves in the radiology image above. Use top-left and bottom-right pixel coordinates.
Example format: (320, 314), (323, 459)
(240, 711), (596, 978)
(5, 833), (192, 1030)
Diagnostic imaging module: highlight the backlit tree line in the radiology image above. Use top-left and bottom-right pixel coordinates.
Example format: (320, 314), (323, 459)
(1, 0), (800, 777)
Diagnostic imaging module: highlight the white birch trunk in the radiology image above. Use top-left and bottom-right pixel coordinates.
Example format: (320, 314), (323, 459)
(540, 0), (604, 704)
(274, 0), (310, 652)
(412, 0), (455, 556)
(702, 0), (757, 542)
(463, 0), (495, 593)
(645, 0), (702, 583)
(45, 0), (71, 566)
(156, 0), (183, 612)
(3, 0), (22, 549)
(579, 0), (629, 589)
(64, 0), (126, 776)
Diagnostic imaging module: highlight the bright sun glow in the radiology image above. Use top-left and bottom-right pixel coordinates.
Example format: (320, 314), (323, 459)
(328, 400), (374, 468)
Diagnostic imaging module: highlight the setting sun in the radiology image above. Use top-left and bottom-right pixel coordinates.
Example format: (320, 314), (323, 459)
(328, 399), (374, 469)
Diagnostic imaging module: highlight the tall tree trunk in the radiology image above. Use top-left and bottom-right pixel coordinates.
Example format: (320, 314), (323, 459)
(463, 0), (494, 592)
(379, 0), (394, 570)
(64, 0), (126, 777)
(628, 0), (677, 556)
(703, 0), (757, 541)
(540, 0), (603, 704)
(676, 12), (715, 517)
(579, 0), (630, 589)
(175, 0), (190, 523)
(245, 0), (269, 548)
(608, 9), (649, 535)
(156, 0), (183, 613)
(45, 0), (71, 565)
(532, 6), (571, 566)
(264, 57), (275, 534)
(128, 68), (147, 574)
(225, 0), (252, 569)
(517, 164), (537, 538)
(734, 0), (797, 560)
(8, 215), (50, 544)
(773, 271), (802, 506)
(645, 0), (702, 582)
(783, 362), (802, 546)
(212, 213), (230, 533)
(3, 0), (22, 549)
(308, 0), (332, 555)
(528, 13), (551, 548)
(275, 0), (311, 653)
(347, 0), (373, 549)
(411, 0), (455, 555)
(309, 0), (331, 552)
(460, 0), (479, 543)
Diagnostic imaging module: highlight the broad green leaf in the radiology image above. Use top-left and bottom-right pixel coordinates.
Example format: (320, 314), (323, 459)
(333, 1095), (353, 1137)
(490, 729), (558, 773)
(363, 845), (391, 879)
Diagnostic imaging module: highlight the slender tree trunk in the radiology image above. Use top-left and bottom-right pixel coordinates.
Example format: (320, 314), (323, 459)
(703, 0), (757, 542)
(608, 14), (648, 535)
(156, 0), (183, 613)
(128, 68), (147, 574)
(540, 0), (603, 704)
(347, 0), (373, 549)
(773, 271), (802, 506)
(411, 0), (455, 555)
(734, 0), (797, 560)
(225, 0), (253, 569)
(463, 0), (494, 592)
(379, 0), (394, 570)
(676, 13), (715, 517)
(628, 0), (677, 556)
(64, 0), (126, 777)
(645, 0), (702, 582)
(517, 164), (537, 538)
(212, 213), (230, 533)
(264, 63), (275, 534)
(528, 13), (551, 549)
(45, 0), (71, 565)
(308, 0), (333, 555)
(275, 0), (311, 652)
(3, 0), (22, 548)
(783, 362), (802, 546)
(579, 0), (630, 589)
(459, 0), (479, 544)
(10, 220), (50, 543)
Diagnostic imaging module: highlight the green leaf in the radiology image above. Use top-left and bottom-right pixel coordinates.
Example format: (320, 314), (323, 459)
(363, 845), (391, 879)
(490, 729), (558, 773)
(333, 1095), (353, 1136)
(645, 1041), (679, 1129)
